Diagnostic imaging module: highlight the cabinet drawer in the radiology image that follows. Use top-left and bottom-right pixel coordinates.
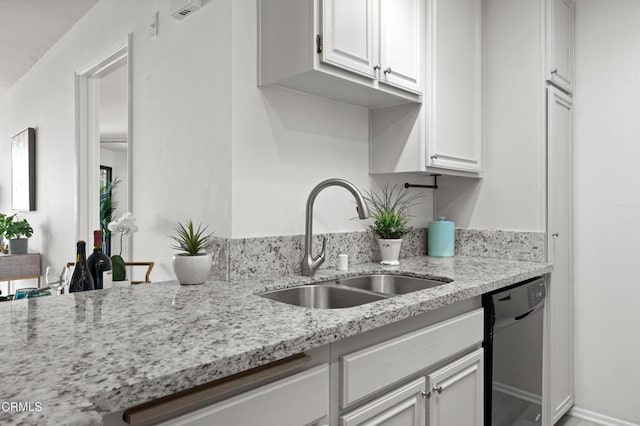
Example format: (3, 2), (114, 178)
(161, 364), (329, 426)
(340, 308), (483, 407)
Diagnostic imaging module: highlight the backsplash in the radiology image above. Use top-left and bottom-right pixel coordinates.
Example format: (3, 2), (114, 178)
(455, 229), (545, 263)
(209, 228), (544, 281)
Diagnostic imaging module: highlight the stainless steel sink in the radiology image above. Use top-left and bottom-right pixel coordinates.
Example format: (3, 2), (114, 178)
(259, 274), (452, 309)
(335, 274), (451, 296)
(259, 284), (388, 309)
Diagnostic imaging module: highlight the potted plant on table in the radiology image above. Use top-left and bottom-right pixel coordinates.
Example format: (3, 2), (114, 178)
(170, 220), (214, 285)
(5, 216), (34, 255)
(107, 212), (139, 283)
(364, 184), (422, 265)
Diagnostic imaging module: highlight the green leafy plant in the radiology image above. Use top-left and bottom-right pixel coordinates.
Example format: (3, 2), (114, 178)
(5, 217), (33, 240)
(0, 213), (14, 253)
(364, 184), (422, 240)
(100, 178), (120, 249)
(170, 220), (215, 256)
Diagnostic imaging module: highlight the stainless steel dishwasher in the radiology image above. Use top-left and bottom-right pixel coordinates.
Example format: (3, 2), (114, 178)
(483, 277), (546, 426)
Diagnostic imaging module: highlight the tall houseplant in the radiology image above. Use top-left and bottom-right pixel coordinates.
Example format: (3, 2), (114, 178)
(364, 184), (421, 265)
(170, 220), (214, 285)
(100, 178), (119, 256)
(5, 216), (34, 255)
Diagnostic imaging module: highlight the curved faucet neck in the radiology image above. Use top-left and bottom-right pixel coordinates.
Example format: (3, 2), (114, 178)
(301, 179), (370, 276)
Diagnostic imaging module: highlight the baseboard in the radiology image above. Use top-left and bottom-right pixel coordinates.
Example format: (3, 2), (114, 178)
(553, 395), (574, 423)
(493, 381), (542, 405)
(569, 407), (640, 426)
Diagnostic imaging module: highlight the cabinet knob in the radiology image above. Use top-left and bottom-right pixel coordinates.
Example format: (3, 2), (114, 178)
(551, 68), (558, 74)
(552, 232), (559, 237)
(373, 64), (381, 71)
(433, 385), (443, 394)
(430, 154), (438, 160)
(384, 67), (392, 74)
(421, 390), (431, 398)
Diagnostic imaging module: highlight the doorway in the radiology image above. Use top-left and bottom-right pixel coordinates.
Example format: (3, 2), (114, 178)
(75, 36), (132, 256)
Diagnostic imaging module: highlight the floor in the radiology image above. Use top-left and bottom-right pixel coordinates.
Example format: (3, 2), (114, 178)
(493, 390), (602, 426)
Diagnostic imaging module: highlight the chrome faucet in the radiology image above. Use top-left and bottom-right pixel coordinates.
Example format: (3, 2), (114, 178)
(300, 179), (370, 276)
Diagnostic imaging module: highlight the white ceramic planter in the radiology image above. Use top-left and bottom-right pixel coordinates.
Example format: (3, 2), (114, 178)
(172, 254), (212, 285)
(378, 238), (403, 266)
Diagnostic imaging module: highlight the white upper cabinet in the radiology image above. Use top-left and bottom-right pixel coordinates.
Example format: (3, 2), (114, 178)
(427, 0), (482, 173)
(321, 0), (377, 79)
(370, 0), (482, 176)
(547, 0), (574, 93)
(379, 0), (422, 94)
(259, 0), (424, 108)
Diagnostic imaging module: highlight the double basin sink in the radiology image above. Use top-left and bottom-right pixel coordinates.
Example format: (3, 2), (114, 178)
(259, 274), (452, 309)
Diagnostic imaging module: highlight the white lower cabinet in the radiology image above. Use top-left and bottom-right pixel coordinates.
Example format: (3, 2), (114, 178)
(340, 378), (427, 426)
(161, 364), (330, 426)
(338, 308), (484, 426)
(427, 349), (483, 426)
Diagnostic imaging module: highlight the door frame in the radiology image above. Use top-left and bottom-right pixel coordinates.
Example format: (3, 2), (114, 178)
(74, 34), (132, 249)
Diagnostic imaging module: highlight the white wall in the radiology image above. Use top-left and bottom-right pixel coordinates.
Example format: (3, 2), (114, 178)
(229, 0), (435, 238)
(436, 0), (546, 232)
(0, 0), (233, 282)
(574, 1), (640, 422)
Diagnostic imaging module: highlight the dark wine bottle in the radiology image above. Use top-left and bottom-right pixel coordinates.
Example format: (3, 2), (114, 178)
(69, 241), (95, 293)
(87, 230), (113, 290)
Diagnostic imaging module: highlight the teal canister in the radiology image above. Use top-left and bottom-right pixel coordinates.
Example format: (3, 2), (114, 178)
(428, 217), (455, 257)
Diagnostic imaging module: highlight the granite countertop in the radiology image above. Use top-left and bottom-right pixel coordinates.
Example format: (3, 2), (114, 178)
(0, 255), (552, 425)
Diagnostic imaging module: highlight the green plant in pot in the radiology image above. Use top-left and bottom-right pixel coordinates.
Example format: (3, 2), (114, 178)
(364, 184), (422, 265)
(170, 220), (215, 285)
(5, 216), (34, 255)
(107, 212), (138, 282)
(0, 213), (15, 254)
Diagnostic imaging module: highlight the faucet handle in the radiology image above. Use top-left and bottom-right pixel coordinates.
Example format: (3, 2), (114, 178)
(318, 237), (327, 261)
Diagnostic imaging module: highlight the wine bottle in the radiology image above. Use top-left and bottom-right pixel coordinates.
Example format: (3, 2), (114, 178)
(69, 241), (95, 293)
(87, 230), (113, 290)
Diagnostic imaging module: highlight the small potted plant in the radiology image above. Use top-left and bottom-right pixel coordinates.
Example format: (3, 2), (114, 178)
(364, 184), (421, 265)
(170, 220), (214, 285)
(107, 212), (139, 282)
(5, 216), (34, 255)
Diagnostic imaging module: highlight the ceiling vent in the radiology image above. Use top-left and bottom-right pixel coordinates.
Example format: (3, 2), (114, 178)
(171, 0), (202, 20)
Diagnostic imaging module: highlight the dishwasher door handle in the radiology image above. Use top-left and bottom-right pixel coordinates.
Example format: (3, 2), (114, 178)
(514, 308), (536, 321)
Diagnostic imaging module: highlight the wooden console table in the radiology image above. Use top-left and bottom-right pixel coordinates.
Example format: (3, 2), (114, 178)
(0, 253), (41, 294)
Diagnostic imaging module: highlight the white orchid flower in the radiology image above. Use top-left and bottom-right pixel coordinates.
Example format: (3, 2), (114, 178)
(108, 212), (139, 256)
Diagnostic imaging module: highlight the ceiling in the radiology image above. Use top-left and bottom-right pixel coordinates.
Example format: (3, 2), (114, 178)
(0, 0), (100, 99)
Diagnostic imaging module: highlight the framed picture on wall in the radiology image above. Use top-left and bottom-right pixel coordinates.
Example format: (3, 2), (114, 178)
(11, 127), (36, 211)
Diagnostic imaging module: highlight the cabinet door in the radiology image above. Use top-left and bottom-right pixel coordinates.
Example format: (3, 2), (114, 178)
(427, 0), (482, 173)
(321, 0), (378, 79)
(546, 86), (574, 423)
(379, 0), (423, 94)
(161, 365), (330, 426)
(547, 0), (574, 92)
(427, 349), (483, 426)
(340, 377), (426, 426)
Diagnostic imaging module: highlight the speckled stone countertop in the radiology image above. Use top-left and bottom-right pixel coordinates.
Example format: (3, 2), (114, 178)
(0, 255), (551, 425)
